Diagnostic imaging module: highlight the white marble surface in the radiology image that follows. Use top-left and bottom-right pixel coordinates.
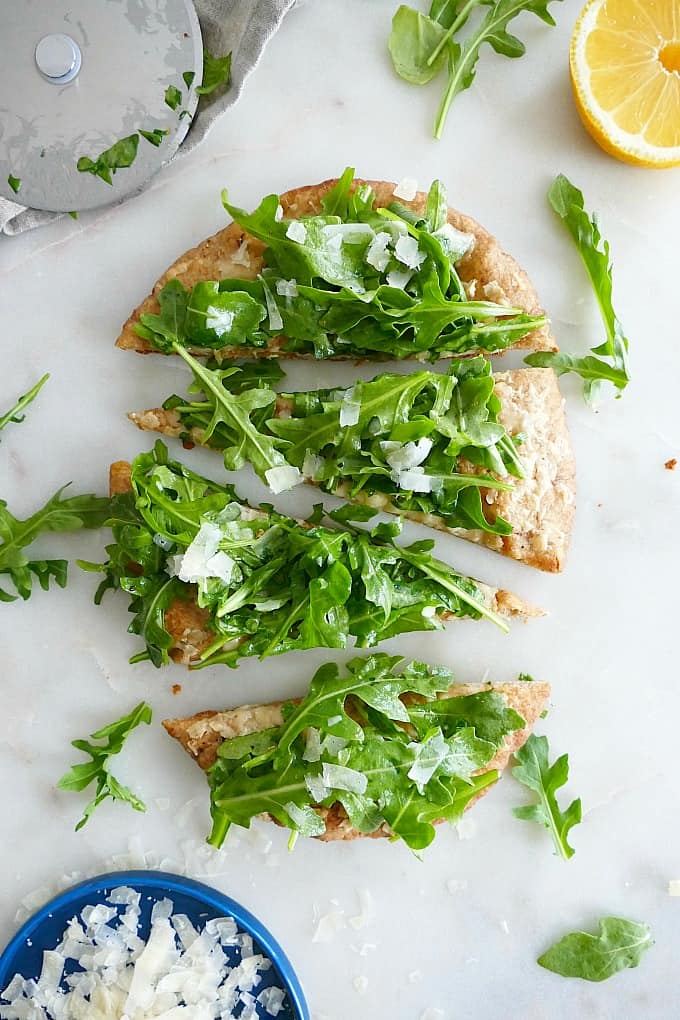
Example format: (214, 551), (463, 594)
(1, 2), (679, 1017)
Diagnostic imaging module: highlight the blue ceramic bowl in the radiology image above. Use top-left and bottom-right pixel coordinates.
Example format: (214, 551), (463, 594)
(0, 870), (309, 1019)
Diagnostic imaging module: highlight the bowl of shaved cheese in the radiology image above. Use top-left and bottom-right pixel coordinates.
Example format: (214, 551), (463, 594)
(0, 871), (309, 1019)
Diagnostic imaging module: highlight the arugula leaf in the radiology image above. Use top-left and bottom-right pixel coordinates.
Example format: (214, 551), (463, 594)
(77, 135), (140, 185)
(183, 70), (195, 89)
(139, 128), (169, 147)
(137, 173), (545, 360)
(525, 175), (631, 403)
(165, 85), (182, 110)
(158, 355), (521, 537)
(196, 51), (232, 96)
(0, 488), (112, 602)
(538, 918), (654, 981)
(0, 373), (49, 437)
(94, 442), (510, 668)
(389, 1), (559, 139)
(7, 174), (21, 194)
(57, 702), (152, 830)
(512, 734), (581, 859)
(205, 654), (520, 849)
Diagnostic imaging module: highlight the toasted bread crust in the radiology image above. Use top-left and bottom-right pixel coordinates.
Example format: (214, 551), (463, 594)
(163, 680), (550, 841)
(116, 177), (556, 358)
(129, 367), (575, 572)
(109, 461), (542, 666)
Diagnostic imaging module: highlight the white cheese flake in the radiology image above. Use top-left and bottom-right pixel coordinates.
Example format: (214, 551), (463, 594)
(668, 880), (680, 896)
(302, 451), (325, 480)
(365, 231), (392, 271)
(393, 177), (418, 201)
(259, 275), (284, 332)
(172, 522), (225, 584)
(321, 763), (368, 795)
(274, 204), (284, 222)
(395, 235), (425, 270)
(386, 267), (413, 290)
(206, 304), (235, 338)
(305, 773), (330, 803)
(275, 278), (298, 299)
(285, 220), (307, 244)
(396, 468), (435, 493)
(382, 437), (432, 473)
(265, 464), (302, 494)
(434, 221), (474, 260)
(231, 239), (250, 267)
(339, 386), (361, 427)
(353, 975), (369, 995)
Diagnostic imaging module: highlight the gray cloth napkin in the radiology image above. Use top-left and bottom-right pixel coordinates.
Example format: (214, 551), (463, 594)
(0, 0), (294, 236)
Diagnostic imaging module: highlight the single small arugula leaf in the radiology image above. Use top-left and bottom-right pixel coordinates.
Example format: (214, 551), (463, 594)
(183, 70), (195, 89)
(7, 175), (21, 194)
(525, 174), (631, 403)
(165, 85), (182, 110)
(512, 734), (581, 859)
(206, 654), (514, 849)
(538, 918), (654, 982)
(68, 211), (78, 220)
(196, 50), (232, 95)
(77, 134), (140, 185)
(0, 488), (112, 602)
(0, 373), (49, 437)
(139, 128), (169, 147)
(388, 6), (449, 84)
(57, 702), (152, 830)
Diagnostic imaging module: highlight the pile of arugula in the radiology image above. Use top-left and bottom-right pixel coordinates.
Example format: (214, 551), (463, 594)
(207, 653), (525, 850)
(158, 350), (523, 536)
(136, 170), (545, 360)
(389, 1), (561, 139)
(87, 441), (509, 668)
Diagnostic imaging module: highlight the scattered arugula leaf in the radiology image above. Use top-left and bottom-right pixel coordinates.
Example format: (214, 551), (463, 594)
(196, 50), (232, 96)
(538, 917), (654, 981)
(57, 702), (152, 830)
(1, 487), (111, 602)
(139, 128), (169, 147)
(77, 135), (140, 185)
(155, 354), (523, 537)
(388, 1), (560, 139)
(68, 211), (78, 220)
(7, 175), (21, 194)
(512, 733), (581, 859)
(165, 85), (182, 110)
(525, 175), (631, 403)
(92, 441), (509, 668)
(183, 70), (195, 89)
(0, 373), (49, 437)
(205, 654), (523, 849)
(136, 171), (546, 361)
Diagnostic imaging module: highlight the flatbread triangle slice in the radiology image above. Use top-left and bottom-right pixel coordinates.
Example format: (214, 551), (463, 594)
(116, 177), (557, 359)
(163, 679), (550, 842)
(129, 366), (575, 573)
(109, 461), (543, 667)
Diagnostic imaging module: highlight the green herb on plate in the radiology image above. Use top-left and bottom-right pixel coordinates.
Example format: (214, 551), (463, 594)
(0, 373), (49, 437)
(89, 441), (515, 669)
(525, 174), (631, 403)
(0, 488), (111, 602)
(57, 702), (152, 830)
(196, 50), (232, 95)
(183, 70), (196, 89)
(206, 654), (525, 850)
(389, 1), (561, 139)
(538, 917), (653, 981)
(7, 174), (21, 194)
(512, 733), (581, 859)
(139, 128), (169, 147)
(135, 171), (546, 361)
(77, 134), (140, 185)
(164, 85), (183, 110)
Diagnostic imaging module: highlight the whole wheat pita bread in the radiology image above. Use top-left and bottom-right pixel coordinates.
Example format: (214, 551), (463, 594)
(109, 461), (543, 666)
(116, 177), (556, 359)
(129, 367), (575, 573)
(163, 679), (550, 841)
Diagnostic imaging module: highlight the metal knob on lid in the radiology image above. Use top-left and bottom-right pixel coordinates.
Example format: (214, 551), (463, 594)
(35, 34), (82, 84)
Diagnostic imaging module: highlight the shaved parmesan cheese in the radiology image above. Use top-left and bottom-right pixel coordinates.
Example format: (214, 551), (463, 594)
(321, 763), (367, 795)
(311, 909), (345, 944)
(274, 204), (284, 222)
(421, 605), (437, 618)
(231, 239), (250, 267)
(302, 728), (322, 763)
(264, 464), (302, 494)
(421, 1009), (445, 1020)
(395, 235), (425, 270)
(302, 451), (325, 480)
(382, 437), (432, 472)
(172, 522), (226, 584)
(339, 387), (361, 427)
(393, 177), (418, 201)
(668, 880), (680, 896)
(305, 773), (330, 803)
(349, 889), (375, 931)
(407, 731), (449, 793)
(353, 975), (369, 995)
(386, 268), (413, 290)
(204, 550), (236, 585)
(275, 278), (298, 299)
(205, 304), (235, 338)
(434, 221), (474, 260)
(322, 223), (374, 245)
(1, 891), (285, 1020)
(285, 221), (307, 244)
(259, 275), (283, 332)
(395, 468), (435, 493)
(365, 231), (391, 271)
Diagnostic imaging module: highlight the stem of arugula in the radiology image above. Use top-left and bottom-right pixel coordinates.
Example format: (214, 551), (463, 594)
(427, 0), (478, 66)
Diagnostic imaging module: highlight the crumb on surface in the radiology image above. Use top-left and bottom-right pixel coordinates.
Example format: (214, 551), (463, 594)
(172, 684), (182, 696)
(665, 458), (677, 471)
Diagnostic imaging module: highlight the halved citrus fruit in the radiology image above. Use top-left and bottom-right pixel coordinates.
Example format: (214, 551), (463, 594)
(570, 0), (680, 168)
